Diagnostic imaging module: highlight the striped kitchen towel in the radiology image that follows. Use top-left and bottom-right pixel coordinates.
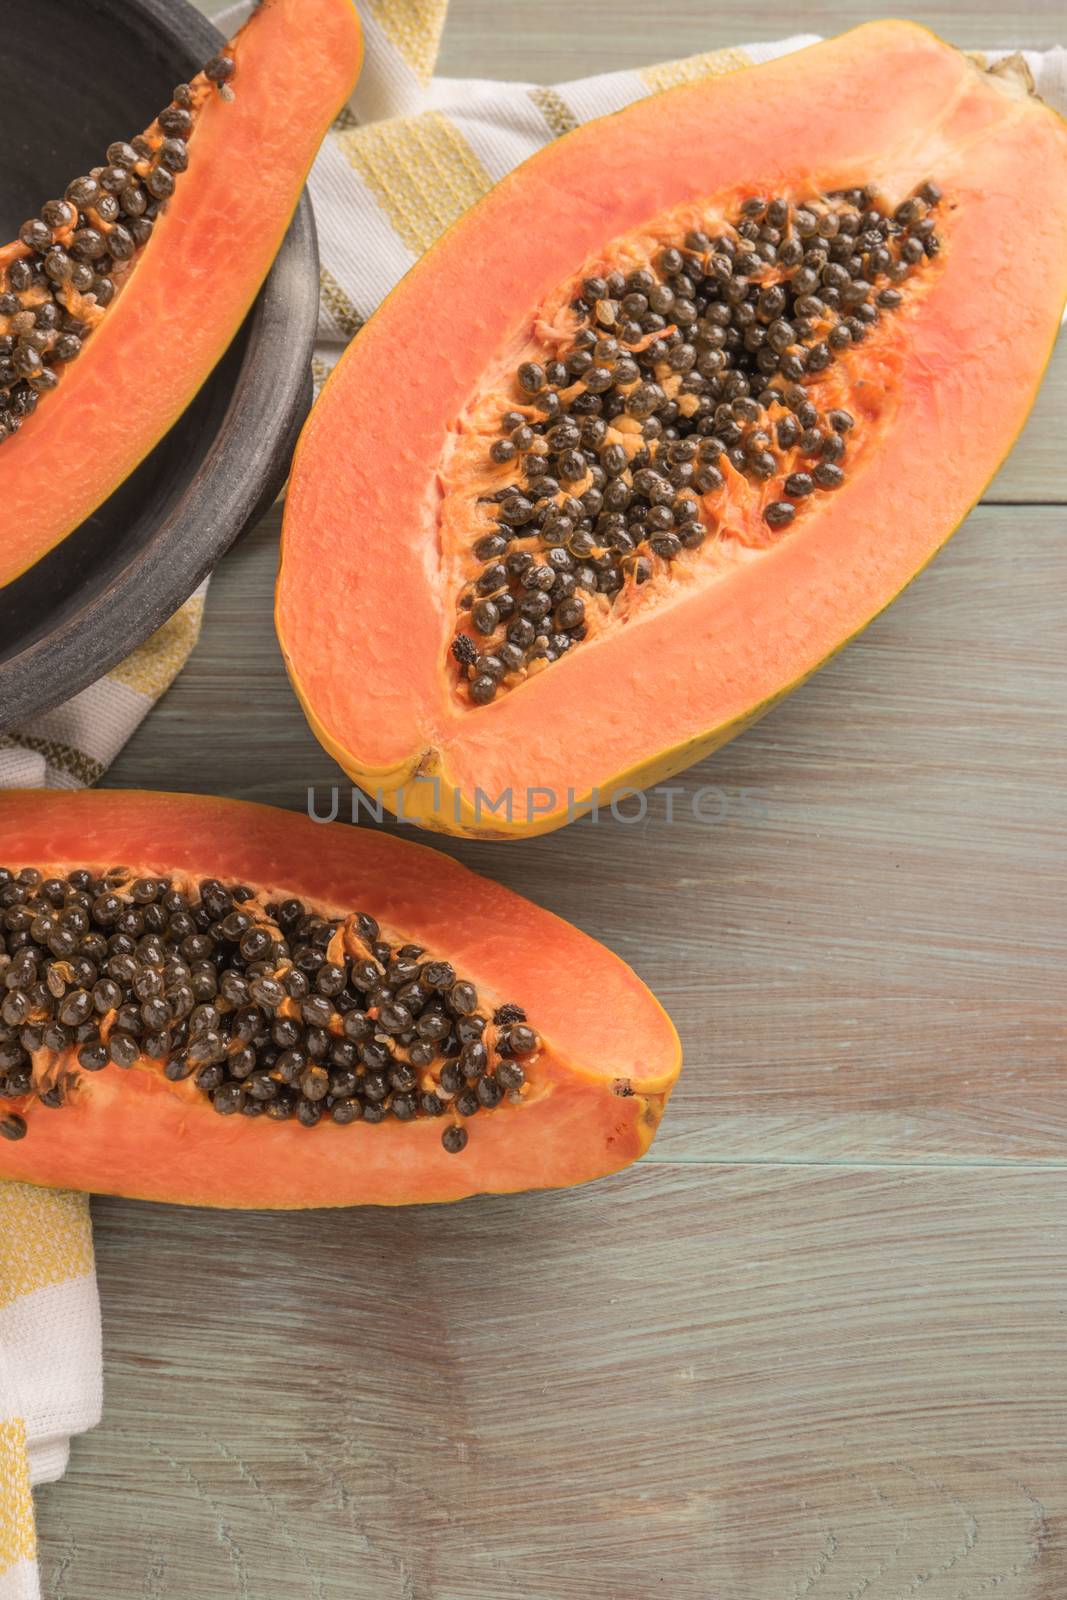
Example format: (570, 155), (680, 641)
(0, 1187), (100, 1600)
(1, 550), (207, 1600)
(0, 590), (204, 1599)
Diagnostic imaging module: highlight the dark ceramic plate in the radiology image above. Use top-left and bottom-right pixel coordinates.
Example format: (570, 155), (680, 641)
(0, 0), (318, 730)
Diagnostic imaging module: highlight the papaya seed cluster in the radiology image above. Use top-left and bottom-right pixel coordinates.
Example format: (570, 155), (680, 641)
(453, 182), (942, 705)
(0, 52), (237, 444)
(0, 866), (537, 1155)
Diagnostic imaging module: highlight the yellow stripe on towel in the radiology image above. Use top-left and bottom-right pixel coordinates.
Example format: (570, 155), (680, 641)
(642, 46), (752, 91)
(339, 111), (492, 258)
(363, 0), (449, 85)
(0, 1419), (36, 1575)
(0, 1185), (94, 1310)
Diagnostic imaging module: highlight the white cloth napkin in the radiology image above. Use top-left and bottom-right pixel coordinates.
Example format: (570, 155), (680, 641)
(2, 3), (1064, 1592)
(0, 1187), (100, 1600)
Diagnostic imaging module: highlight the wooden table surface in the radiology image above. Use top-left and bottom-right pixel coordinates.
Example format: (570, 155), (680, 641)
(37, 1), (1067, 1595)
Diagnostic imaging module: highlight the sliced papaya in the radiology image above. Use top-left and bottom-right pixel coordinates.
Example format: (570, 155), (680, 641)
(277, 21), (1067, 840)
(0, 0), (362, 590)
(0, 790), (679, 1208)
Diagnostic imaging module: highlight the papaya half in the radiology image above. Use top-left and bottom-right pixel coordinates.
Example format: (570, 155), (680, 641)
(0, 0), (362, 589)
(277, 20), (1067, 840)
(0, 790), (680, 1208)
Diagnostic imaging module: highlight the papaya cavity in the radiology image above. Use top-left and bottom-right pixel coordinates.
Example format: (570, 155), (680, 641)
(450, 184), (942, 706)
(0, 864), (540, 1155)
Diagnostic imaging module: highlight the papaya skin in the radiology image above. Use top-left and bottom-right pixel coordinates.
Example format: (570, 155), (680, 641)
(0, 0), (363, 590)
(277, 19), (1067, 840)
(0, 791), (681, 1207)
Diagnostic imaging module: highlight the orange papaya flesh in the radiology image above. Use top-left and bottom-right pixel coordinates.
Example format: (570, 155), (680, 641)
(277, 21), (1067, 840)
(0, 0), (362, 590)
(0, 791), (680, 1208)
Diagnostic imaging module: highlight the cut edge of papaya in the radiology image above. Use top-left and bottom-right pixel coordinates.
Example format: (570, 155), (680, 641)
(0, 790), (681, 1207)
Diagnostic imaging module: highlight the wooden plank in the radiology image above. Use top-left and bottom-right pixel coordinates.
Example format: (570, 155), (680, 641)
(200, 0), (1067, 57)
(434, 0), (1065, 68)
(38, 1164), (1067, 1598)
(106, 502), (1067, 1163)
(988, 341), (1065, 502)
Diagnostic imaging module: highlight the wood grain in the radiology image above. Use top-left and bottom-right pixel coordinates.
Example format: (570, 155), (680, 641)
(37, 1166), (1067, 1599)
(432, 0), (1065, 65)
(36, 0), (1067, 1595)
(198, 0), (1067, 57)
